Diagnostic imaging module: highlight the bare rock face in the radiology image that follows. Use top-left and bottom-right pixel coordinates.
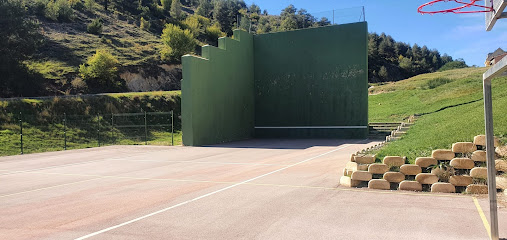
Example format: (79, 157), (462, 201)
(120, 64), (182, 92)
(432, 149), (455, 160)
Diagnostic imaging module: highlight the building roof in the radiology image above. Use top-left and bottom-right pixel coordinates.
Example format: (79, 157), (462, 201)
(487, 48), (506, 61)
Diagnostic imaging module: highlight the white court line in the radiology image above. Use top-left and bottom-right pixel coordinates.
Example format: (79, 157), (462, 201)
(107, 159), (289, 166)
(75, 140), (366, 240)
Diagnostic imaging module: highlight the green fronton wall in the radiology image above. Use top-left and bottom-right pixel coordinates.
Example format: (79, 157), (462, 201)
(182, 30), (255, 146)
(254, 22), (368, 138)
(182, 22), (368, 146)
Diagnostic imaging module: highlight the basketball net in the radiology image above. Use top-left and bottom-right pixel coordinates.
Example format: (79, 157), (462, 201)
(418, 0), (494, 14)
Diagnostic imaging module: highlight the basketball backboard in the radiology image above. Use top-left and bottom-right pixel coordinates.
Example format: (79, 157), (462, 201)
(486, 0), (507, 31)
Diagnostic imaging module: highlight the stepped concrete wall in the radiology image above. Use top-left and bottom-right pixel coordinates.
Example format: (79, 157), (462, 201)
(182, 30), (255, 146)
(182, 23), (368, 146)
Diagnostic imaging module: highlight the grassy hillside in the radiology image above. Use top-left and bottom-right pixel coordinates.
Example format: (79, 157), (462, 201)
(369, 67), (507, 162)
(0, 91), (182, 156)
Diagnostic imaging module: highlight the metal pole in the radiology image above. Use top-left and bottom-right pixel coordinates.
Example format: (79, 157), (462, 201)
(19, 112), (23, 155)
(363, 6), (365, 22)
(97, 114), (100, 147)
(483, 79), (499, 240)
(111, 113), (114, 144)
(144, 111), (148, 145)
(64, 113), (67, 150)
(171, 110), (174, 146)
(332, 10), (335, 25)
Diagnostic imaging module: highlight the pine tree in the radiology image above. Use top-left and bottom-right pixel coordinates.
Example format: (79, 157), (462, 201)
(170, 0), (182, 19)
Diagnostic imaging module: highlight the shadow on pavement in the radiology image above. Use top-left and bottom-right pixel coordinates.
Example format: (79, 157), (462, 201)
(203, 138), (375, 150)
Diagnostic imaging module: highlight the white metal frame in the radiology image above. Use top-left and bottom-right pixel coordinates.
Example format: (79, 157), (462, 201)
(486, 0), (507, 31)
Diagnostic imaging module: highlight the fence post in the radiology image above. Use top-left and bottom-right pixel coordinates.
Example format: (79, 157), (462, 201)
(63, 113), (67, 150)
(19, 112), (23, 155)
(171, 110), (174, 146)
(111, 113), (114, 145)
(97, 114), (100, 147)
(144, 111), (148, 145)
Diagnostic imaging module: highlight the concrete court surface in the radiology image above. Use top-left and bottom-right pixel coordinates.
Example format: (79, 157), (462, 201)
(0, 139), (505, 240)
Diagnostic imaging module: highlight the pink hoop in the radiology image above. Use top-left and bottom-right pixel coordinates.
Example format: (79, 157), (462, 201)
(418, 0), (494, 14)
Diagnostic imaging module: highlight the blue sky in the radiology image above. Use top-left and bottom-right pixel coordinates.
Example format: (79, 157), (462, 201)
(244, 0), (507, 66)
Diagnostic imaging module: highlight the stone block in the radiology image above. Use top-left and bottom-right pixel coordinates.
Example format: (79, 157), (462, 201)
(496, 160), (507, 172)
(415, 157), (437, 168)
(342, 168), (354, 176)
(368, 163), (389, 175)
(473, 135), (500, 147)
(383, 172), (405, 183)
(358, 164), (369, 171)
(466, 184), (488, 194)
(415, 173), (439, 184)
(354, 156), (375, 164)
(497, 176), (507, 190)
(471, 150), (487, 162)
(432, 149), (455, 160)
(431, 183), (455, 193)
(368, 179), (390, 190)
(496, 146), (507, 157)
(350, 154), (356, 162)
(351, 171), (372, 182)
(383, 156), (405, 167)
(399, 180), (422, 191)
(470, 167), (488, 179)
(452, 142), (477, 153)
(400, 164), (422, 175)
(345, 162), (358, 171)
(449, 175), (473, 187)
(340, 176), (360, 187)
(450, 158), (475, 169)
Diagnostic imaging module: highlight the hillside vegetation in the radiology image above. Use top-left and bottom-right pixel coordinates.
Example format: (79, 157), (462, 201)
(369, 67), (507, 162)
(0, 91), (181, 156)
(1, 0), (464, 98)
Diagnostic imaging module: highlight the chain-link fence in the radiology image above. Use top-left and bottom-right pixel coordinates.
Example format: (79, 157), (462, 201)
(0, 111), (178, 156)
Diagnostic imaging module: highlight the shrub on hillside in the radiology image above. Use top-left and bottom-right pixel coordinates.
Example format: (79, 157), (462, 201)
(161, 24), (196, 62)
(140, 17), (150, 31)
(87, 18), (102, 34)
(423, 77), (452, 90)
(45, 0), (74, 22)
(438, 60), (468, 72)
(161, 0), (171, 11)
(84, 0), (95, 12)
(79, 49), (123, 92)
(206, 22), (225, 40)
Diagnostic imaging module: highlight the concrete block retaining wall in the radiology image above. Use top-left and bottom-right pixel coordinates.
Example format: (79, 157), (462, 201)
(341, 135), (507, 194)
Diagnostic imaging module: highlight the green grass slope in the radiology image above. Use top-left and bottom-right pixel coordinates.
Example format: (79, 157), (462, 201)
(0, 91), (182, 156)
(369, 67), (507, 162)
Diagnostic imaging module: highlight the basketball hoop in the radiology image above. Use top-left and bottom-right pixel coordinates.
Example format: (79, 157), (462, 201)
(418, 0), (494, 14)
